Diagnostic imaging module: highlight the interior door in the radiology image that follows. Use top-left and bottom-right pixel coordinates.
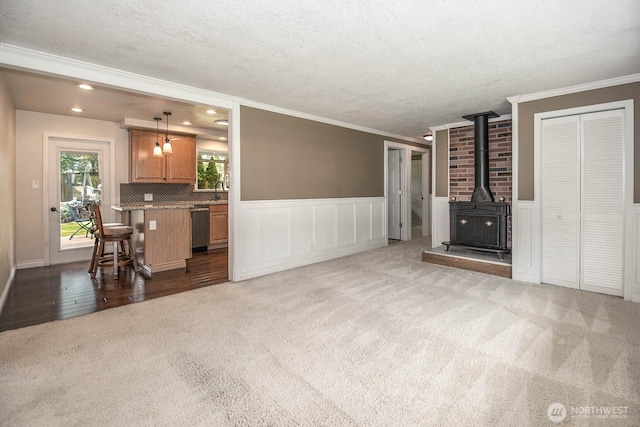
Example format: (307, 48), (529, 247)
(47, 137), (111, 265)
(541, 115), (580, 288)
(388, 149), (401, 240)
(580, 109), (624, 296)
(541, 110), (624, 296)
(421, 152), (430, 236)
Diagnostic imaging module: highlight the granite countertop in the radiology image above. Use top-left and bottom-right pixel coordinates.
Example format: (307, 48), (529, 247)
(112, 200), (228, 211)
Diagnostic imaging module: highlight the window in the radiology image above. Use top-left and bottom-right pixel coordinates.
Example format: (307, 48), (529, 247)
(197, 151), (228, 190)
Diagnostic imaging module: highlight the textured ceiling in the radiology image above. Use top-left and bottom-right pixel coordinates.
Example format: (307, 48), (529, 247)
(1, 0), (639, 138)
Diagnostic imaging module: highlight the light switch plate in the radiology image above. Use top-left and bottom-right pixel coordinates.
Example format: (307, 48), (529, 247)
(149, 220), (157, 230)
(144, 193), (153, 202)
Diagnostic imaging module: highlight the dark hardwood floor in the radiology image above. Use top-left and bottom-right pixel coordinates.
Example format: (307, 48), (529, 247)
(0, 248), (228, 332)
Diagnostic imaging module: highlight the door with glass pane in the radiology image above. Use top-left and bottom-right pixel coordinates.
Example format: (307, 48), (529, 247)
(47, 137), (111, 265)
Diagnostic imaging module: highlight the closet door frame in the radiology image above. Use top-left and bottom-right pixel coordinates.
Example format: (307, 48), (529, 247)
(533, 100), (634, 300)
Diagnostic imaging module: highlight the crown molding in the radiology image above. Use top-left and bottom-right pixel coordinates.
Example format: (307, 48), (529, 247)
(241, 100), (422, 143)
(509, 73), (640, 104)
(0, 43), (238, 109)
(0, 43), (420, 143)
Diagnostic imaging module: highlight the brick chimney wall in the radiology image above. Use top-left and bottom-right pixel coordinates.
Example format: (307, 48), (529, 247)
(449, 119), (513, 247)
(449, 119), (512, 204)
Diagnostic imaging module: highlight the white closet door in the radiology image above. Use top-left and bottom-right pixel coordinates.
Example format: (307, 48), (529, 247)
(580, 109), (624, 296)
(541, 115), (580, 288)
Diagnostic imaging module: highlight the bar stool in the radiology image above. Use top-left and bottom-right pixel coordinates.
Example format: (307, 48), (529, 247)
(88, 204), (139, 279)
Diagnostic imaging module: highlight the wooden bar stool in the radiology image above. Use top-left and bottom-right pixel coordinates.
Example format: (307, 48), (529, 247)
(88, 204), (139, 279)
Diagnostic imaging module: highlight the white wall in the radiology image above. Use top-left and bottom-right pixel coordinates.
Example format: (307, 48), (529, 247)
(15, 111), (129, 265)
(0, 72), (16, 310)
(196, 136), (228, 153)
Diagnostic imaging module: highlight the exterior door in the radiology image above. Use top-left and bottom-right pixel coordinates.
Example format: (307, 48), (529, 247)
(47, 137), (111, 265)
(388, 149), (401, 240)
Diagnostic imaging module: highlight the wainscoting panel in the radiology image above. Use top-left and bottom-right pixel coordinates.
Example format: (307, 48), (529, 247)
(632, 205), (640, 302)
(263, 207), (290, 261)
(372, 203), (385, 240)
(432, 197), (450, 248)
(337, 204), (356, 246)
(356, 203), (372, 243)
(237, 198), (386, 280)
(291, 206), (314, 255)
(240, 208), (262, 265)
(512, 201), (538, 283)
(315, 204), (337, 251)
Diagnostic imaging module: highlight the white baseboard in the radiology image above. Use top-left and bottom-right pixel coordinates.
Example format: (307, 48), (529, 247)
(17, 259), (45, 270)
(0, 264), (16, 313)
(235, 197), (386, 281)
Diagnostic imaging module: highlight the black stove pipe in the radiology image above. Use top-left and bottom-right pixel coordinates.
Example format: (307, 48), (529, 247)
(462, 111), (499, 202)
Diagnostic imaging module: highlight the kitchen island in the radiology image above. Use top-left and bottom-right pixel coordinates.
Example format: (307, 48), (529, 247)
(112, 201), (227, 274)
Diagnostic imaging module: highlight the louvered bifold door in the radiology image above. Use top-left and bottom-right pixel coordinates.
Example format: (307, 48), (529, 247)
(541, 115), (580, 289)
(580, 110), (624, 296)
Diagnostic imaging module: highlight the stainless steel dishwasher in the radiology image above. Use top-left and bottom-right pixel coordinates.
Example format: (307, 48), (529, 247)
(191, 206), (210, 250)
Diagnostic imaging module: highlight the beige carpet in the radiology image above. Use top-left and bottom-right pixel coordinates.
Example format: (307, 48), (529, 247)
(1, 238), (638, 426)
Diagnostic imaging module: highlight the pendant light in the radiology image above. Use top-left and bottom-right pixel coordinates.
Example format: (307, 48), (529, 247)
(152, 117), (163, 158)
(163, 111), (173, 155)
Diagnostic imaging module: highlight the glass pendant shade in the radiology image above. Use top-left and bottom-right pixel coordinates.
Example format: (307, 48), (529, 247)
(162, 138), (173, 154)
(153, 143), (163, 157)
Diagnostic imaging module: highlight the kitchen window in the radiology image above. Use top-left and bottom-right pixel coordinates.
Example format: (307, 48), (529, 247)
(197, 151), (228, 190)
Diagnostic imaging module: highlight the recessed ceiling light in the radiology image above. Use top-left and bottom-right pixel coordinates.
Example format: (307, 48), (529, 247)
(71, 107), (84, 113)
(182, 121), (192, 126)
(219, 137), (227, 141)
(205, 109), (217, 115)
(423, 134), (433, 141)
(215, 119), (228, 126)
(78, 83), (95, 90)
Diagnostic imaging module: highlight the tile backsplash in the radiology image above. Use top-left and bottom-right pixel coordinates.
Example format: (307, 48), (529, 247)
(120, 183), (228, 203)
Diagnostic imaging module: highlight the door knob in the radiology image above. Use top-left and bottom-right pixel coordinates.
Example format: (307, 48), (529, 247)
(50, 207), (57, 212)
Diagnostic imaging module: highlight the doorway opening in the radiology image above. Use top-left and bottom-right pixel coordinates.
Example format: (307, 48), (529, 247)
(411, 149), (430, 240)
(45, 135), (114, 266)
(387, 147), (402, 241)
(385, 141), (431, 243)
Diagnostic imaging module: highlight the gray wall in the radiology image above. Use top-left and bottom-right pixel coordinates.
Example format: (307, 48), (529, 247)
(0, 72), (16, 306)
(435, 129), (449, 197)
(518, 82), (640, 202)
(241, 106), (404, 201)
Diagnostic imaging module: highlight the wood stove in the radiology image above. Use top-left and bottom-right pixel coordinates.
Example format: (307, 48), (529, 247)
(443, 112), (510, 259)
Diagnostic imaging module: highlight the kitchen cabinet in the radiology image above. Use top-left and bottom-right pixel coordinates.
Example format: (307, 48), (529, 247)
(126, 207), (192, 273)
(209, 204), (228, 244)
(130, 129), (196, 183)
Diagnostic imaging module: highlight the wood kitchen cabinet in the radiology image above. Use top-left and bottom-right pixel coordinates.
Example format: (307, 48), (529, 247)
(128, 207), (192, 273)
(209, 204), (228, 244)
(130, 129), (196, 183)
